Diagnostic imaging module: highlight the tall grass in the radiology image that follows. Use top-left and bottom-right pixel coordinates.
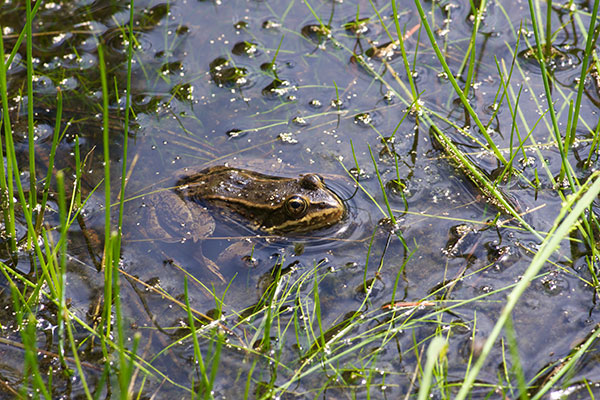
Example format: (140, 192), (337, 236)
(407, 0), (600, 396)
(0, 0), (141, 397)
(25, 0), (36, 213)
(0, 28), (15, 251)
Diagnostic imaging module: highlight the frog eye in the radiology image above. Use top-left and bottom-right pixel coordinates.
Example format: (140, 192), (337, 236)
(284, 195), (309, 218)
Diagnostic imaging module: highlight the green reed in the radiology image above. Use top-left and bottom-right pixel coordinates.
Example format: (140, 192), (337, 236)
(527, 0), (575, 190)
(184, 277), (212, 398)
(413, 0), (507, 164)
(417, 337), (447, 400)
(544, 0), (552, 59)
(368, 146), (396, 226)
(115, 0), (135, 259)
(532, 0), (600, 257)
(56, 171), (68, 371)
(35, 89), (63, 235)
(57, 170), (93, 398)
(96, 42), (115, 372)
(504, 316), (528, 399)
(391, 0), (418, 103)
(570, 0), (599, 158)
(25, 0), (36, 211)
(460, 0), (486, 99)
(455, 173), (600, 399)
(0, 28), (15, 250)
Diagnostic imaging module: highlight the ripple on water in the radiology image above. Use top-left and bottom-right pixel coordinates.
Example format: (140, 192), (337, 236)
(103, 28), (154, 57)
(301, 24), (332, 45)
(517, 44), (583, 75)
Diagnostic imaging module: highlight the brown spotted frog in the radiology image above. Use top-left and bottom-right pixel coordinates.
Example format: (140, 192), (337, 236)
(139, 165), (346, 281)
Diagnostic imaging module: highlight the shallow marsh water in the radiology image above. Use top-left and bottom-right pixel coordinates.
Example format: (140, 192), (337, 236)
(1, 0), (600, 398)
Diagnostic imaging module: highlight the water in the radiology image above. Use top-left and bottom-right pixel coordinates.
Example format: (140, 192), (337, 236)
(1, 0), (600, 398)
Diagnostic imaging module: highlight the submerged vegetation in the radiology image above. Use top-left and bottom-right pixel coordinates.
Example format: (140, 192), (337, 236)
(1, 0), (600, 398)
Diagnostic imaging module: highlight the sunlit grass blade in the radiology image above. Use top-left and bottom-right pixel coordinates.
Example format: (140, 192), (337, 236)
(504, 316), (528, 399)
(567, 0), (599, 143)
(413, 0), (507, 164)
(97, 40), (115, 369)
(460, 0), (486, 98)
(530, 323), (600, 400)
(21, 314), (51, 398)
(55, 171), (69, 371)
(26, 0), (37, 212)
(417, 337), (447, 400)
(525, 0), (576, 191)
(35, 88), (63, 234)
(455, 172), (600, 399)
(431, 126), (543, 241)
(391, 0), (418, 103)
(115, 0), (136, 257)
(0, 28), (16, 249)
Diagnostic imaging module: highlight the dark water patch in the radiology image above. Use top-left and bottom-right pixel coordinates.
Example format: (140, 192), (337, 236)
(518, 43), (583, 75)
(261, 78), (296, 99)
(301, 24), (332, 45)
(231, 41), (260, 57)
(103, 28), (154, 56)
(209, 56), (251, 87)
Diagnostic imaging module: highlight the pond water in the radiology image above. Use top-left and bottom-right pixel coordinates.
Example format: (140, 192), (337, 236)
(1, 0), (600, 398)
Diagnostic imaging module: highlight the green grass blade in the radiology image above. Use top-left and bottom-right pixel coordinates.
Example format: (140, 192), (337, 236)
(431, 126), (543, 241)
(26, 0), (37, 211)
(568, 0), (599, 144)
(0, 28), (16, 249)
(413, 0), (507, 164)
(455, 173), (600, 399)
(35, 88), (63, 234)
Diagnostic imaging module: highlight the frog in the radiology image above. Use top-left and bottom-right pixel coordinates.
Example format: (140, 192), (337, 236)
(138, 165), (347, 281)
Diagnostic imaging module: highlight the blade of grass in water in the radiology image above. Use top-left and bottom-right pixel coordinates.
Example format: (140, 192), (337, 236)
(368, 146), (396, 226)
(56, 171), (68, 371)
(570, 0), (599, 159)
(74, 136), (82, 209)
(417, 337), (447, 400)
(26, 0), (37, 212)
(390, 0), (418, 102)
(112, 1), (137, 389)
(111, 230), (132, 396)
(0, 28), (15, 249)
(184, 277), (211, 396)
(115, 0), (136, 255)
(97, 41), (114, 363)
(544, 0), (552, 59)
(21, 314), (51, 398)
(413, 0), (507, 164)
(455, 173), (600, 400)
(528, 0), (600, 254)
(526, 0), (575, 191)
(461, 0), (486, 98)
(431, 127), (543, 241)
(530, 323), (600, 400)
(35, 89), (63, 234)
(504, 316), (528, 400)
